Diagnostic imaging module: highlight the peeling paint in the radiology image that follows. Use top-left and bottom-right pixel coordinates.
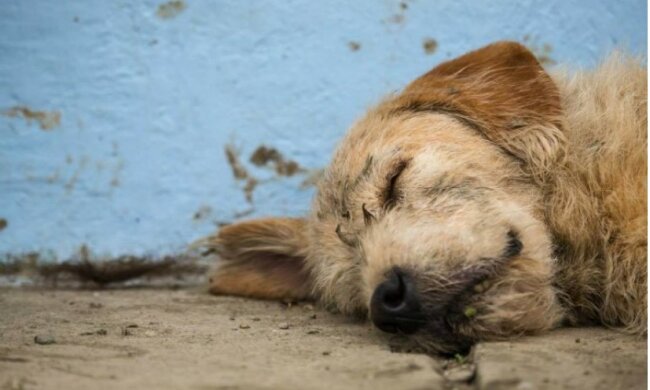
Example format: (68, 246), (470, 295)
(2, 106), (61, 130)
(64, 156), (89, 193)
(384, 1), (409, 26)
(224, 144), (258, 203)
(250, 145), (305, 177)
(423, 38), (438, 55)
(110, 160), (124, 188)
(0, 219), (7, 232)
(192, 205), (212, 221)
(156, 0), (186, 20)
(225, 144), (249, 180)
(348, 41), (361, 52)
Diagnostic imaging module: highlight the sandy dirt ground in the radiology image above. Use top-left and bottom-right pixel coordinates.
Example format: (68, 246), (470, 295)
(0, 288), (646, 390)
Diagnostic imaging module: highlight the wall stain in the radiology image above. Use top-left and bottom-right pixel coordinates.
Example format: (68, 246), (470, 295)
(1, 246), (207, 286)
(422, 38), (438, 55)
(110, 160), (124, 188)
(225, 144), (248, 180)
(348, 41), (361, 52)
(0, 219), (7, 232)
(224, 144), (257, 203)
(249, 145), (305, 177)
(156, 0), (186, 19)
(383, 1), (410, 26)
(224, 143), (323, 205)
(65, 156), (89, 193)
(192, 205), (213, 221)
(2, 106), (61, 130)
(522, 35), (556, 66)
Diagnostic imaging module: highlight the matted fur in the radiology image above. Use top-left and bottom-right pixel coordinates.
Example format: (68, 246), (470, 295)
(203, 42), (647, 353)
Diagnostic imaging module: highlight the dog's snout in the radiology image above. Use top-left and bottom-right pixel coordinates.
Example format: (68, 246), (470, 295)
(370, 268), (425, 334)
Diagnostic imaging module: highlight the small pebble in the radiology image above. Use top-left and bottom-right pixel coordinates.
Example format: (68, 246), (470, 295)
(96, 329), (108, 335)
(278, 323), (290, 330)
(309, 314), (317, 320)
(144, 330), (157, 337)
(307, 330), (320, 335)
(126, 324), (139, 328)
(34, 335), (56, 345)
(322, 351), (331, 356)
(239, 324), (250, 329)
(251, 317), (261, 322)
(229, 316), (235, 321)
(89, 302), (103, 309)
(444, 364), (475, 382)
(575, 338), (581, 343)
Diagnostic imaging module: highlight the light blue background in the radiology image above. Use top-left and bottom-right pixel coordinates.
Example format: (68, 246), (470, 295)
(1, 0), (646, 261)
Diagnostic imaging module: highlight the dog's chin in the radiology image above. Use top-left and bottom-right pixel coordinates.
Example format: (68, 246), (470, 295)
(403, 258), (564, 355)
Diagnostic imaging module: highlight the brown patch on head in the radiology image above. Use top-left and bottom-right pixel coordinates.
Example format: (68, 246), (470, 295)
(250, 145), (304, 176)
(398, 41), (562, 133)
(156, 0), (186, 19)
(205, 218), (313, 301)
(422, 38), (438, 55)
(2, 106), (61, 130)
(396, 41), (565, 177)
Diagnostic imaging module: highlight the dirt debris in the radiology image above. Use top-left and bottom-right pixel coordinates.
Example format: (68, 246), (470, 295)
(33, 334), (56, 345)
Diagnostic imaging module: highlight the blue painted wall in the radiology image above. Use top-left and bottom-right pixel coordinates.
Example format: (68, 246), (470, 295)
(0, 0), (646, 261)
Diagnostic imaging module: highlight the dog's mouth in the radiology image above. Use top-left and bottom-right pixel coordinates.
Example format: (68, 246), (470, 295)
(371, 230), (523, 353)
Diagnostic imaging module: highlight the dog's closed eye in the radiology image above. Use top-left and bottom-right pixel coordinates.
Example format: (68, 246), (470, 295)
(504, 229), (523, 258)
(383, 159), (410, 209)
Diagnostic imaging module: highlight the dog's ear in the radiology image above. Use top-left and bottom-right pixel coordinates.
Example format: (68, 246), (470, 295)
(398, 41), (565, 179)
(204, 218), (313, 301)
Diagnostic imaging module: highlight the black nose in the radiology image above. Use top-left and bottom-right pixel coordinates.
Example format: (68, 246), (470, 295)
(370, 268), (425, 334)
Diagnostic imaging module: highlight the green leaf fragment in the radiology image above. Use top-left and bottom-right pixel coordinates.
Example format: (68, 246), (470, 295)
(464, 306), (477, 318)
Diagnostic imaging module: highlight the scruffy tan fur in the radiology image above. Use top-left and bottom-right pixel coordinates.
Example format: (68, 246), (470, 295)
(203, 42), (647, 353)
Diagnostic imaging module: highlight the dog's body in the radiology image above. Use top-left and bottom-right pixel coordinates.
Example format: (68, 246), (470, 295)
(205, 42), (647, 353)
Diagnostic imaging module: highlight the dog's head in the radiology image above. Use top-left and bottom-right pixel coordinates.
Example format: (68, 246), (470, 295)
(208, 42), (567, 353)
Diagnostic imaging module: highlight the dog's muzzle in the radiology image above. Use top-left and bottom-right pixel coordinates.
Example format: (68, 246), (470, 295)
(370, 268), (426, 334)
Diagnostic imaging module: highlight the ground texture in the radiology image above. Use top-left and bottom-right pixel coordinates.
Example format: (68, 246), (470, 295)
(0, 288), (646, 389)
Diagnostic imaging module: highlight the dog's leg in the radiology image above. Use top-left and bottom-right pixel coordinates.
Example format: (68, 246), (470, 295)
(201, 218), (314, 301)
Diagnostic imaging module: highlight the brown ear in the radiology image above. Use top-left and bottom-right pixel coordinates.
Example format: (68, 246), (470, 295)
(204, 218), (313, 301)
(397, 41), (565, 178)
